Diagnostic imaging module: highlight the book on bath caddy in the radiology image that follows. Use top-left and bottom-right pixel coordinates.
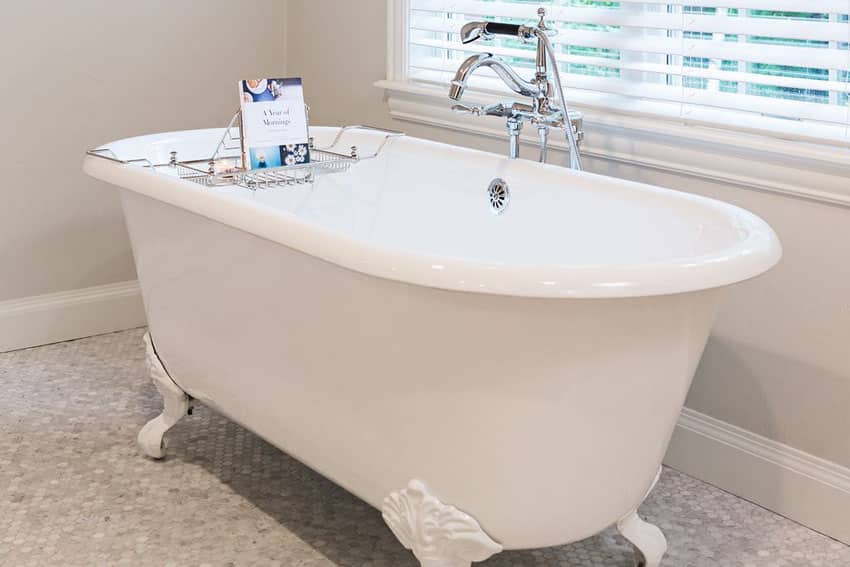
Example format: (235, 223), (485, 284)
(239, 77), (310, 170)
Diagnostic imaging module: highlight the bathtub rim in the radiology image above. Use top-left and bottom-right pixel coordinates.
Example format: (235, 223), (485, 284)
(83, 127), (782, 299)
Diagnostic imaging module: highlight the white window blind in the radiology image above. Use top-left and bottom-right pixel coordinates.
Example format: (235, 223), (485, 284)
(408, 0), (850, 143)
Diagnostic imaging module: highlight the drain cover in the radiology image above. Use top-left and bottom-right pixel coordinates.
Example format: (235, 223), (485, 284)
(487, 178), (510, 214)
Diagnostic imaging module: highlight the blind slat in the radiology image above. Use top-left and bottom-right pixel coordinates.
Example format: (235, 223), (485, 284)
(410, 32), (850, 72)
(583, 0), (849, 11)
(413, 0), (850, 16)
(410, 44), (850, 93)
(412, 6), (850, 42)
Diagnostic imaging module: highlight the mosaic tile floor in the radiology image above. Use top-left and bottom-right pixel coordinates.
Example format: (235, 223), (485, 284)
(1, 329), (848, 566)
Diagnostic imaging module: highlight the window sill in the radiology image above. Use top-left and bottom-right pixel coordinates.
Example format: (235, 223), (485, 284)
(376, 79), (850, 208)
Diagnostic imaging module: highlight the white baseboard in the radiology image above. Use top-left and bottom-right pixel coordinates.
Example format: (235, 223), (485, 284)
(0, 280), (147, 353)
(665, 407), (850, 544)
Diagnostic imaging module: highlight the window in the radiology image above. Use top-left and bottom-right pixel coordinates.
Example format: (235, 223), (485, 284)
(406, 0), (850, 143)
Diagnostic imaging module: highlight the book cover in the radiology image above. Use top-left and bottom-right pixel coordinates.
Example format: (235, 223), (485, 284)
(239, 78), (310, 170)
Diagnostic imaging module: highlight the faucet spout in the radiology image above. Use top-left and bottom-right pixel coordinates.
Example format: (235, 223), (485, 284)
(449, 53), (540, 101)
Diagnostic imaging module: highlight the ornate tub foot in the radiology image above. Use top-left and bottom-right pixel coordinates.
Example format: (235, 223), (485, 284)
(382, 479), (502, 567)
(616, 468), (667, 567)
(617, 511), (667, 567)
(137, 332), (190, 459)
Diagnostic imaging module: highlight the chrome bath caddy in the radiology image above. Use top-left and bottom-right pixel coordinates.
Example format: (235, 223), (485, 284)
(87, 109), (403, 190)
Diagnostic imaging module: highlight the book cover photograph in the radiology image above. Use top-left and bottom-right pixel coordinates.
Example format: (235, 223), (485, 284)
(239, 78), (310, 169)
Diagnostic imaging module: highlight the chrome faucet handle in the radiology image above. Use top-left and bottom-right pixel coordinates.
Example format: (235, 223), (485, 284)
(452, 103), (510, 117)
(482, 102), (509, 116)
(452, 103), (482, 116)
(538, 8), (556, 33)
(522, 7), (557, 40)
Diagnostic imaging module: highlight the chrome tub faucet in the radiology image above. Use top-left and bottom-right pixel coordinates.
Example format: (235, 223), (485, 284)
(448, 8), (583, 169)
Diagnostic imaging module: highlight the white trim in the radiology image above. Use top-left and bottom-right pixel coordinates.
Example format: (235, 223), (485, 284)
(665, 407), (850, 545)
(376, 79), (850, 208)
(0, 280), (147, 353)
(386, 0), (408, 82)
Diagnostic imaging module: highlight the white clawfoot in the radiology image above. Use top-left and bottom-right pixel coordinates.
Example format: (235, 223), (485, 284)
(617, 511), (667, 567)
(617, 467), (667, 567)
(137, 332), (190, 459)
(382, 479), (502, 567)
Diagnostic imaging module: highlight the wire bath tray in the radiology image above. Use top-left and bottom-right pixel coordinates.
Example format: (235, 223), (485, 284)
(87, 109), (404, 190)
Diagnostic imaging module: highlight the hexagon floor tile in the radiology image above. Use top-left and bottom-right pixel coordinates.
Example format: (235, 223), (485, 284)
(1, 329), (848, 566)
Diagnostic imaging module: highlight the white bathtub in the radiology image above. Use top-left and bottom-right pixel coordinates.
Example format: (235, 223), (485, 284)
(84, 127), (780, 567)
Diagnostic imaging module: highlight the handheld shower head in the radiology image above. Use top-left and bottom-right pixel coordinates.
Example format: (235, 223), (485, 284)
(460, 22), (490, 44)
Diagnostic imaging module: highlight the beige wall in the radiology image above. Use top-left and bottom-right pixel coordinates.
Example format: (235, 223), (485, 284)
(287, 0), (850, 468)
(0, 0), (288, 301)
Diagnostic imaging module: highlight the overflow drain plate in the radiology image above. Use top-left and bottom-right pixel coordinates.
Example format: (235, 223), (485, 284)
(487, 178), (510, 214)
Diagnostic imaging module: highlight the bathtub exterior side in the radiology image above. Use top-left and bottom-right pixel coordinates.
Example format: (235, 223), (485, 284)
(122, 190), (720, 549)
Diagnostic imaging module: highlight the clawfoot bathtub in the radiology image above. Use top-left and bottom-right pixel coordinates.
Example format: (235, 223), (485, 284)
(84, 127), (780, 566)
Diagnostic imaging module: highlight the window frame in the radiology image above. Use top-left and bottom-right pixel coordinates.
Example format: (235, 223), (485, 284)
(378, 0), (850, 206)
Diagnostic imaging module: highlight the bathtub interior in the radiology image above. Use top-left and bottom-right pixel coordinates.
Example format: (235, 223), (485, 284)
(98, 127), (777, 273)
